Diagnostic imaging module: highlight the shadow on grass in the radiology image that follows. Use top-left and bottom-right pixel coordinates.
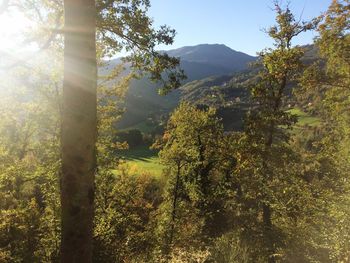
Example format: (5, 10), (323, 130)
(118, 145), (159, 162)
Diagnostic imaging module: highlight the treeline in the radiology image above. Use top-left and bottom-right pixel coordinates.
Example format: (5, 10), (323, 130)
(0, 1), (349, 262)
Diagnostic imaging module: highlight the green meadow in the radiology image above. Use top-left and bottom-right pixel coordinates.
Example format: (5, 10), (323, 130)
(118, 108), (320, 178)
(288, 108), (320, 127)
(118, 146), (164, 178)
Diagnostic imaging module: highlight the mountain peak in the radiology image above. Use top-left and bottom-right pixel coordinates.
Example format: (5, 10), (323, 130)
(167, 43), (235, 56)
(166, 43), (256, 73)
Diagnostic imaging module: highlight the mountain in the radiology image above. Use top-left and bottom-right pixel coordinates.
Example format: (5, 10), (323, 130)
(167, 44), (256, 79)
(176, 44), (321, 130)
(179, 69), (256, 130)
(116, 44), (257, 129)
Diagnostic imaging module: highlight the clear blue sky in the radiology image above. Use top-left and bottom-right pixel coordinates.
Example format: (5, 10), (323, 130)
(149, 0), (332, 56)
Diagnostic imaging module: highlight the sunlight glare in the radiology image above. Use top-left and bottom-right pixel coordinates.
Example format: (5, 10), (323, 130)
(0, 9), (34, 52)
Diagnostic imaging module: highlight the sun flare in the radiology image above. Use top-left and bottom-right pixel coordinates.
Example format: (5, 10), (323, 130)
(0, 10), (32, 52)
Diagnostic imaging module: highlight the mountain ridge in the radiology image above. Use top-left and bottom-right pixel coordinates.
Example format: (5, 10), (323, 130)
(166, 43), (256, 73)
(116, 44), (257, 129)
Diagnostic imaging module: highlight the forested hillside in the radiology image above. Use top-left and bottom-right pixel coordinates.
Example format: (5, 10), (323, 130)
(118, 44), (319, 132)
(116, 44), (256, 129)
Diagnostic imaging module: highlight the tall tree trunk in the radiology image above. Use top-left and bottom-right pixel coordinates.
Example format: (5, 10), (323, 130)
(166, 163), (181, 255)
(261, 76), (287, 263)
(263, 203), (275, 263)
(60, 0), (97, 262)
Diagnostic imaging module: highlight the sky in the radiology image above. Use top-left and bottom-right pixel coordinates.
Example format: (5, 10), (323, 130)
(149, 0), (333, 56)
(0, 0), (333, 56)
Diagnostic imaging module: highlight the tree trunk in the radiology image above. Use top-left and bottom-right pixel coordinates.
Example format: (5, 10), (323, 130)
(261, 76), (287, 263)
(60, 0), (97, 262)
(263, 203), (275, 263)
(166, 163), (181, 255)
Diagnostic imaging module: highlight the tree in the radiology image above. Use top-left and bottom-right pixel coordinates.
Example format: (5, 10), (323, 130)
(0, 1), (184, 261)
(238, 4), (317, 262)
(297, 1), (350, 260)
(315, 2), (350, 260)
(0, 57), (62, 262)
(155, 103), (234, 255)
(60, 0), (185, 261)
(60, 0), (97, 262)
(93, 169), (162, 262)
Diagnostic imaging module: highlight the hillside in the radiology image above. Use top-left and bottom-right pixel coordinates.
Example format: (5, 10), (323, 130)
(179, 70), (255, 130)
(116, 44), (257, 129)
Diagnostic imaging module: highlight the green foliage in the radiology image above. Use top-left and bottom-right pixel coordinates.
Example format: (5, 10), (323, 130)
(155, 102), (236, 255)
(95, 0), (187, 93)
(93, 170), (163, 262)
(208, 232), (249, 263)
(233, 4), (322, 262)
(0, 62), (62, 262)
(295, 1), (350, 261)
(115, 129), (144, 148)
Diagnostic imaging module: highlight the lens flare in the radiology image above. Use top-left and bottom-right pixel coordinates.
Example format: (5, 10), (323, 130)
(0, 10), (33, 52)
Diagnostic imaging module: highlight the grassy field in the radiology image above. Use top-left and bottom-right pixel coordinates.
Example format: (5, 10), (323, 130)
(116, 108), (318, 177)
(118, 146), (164, 178)
(287, 108), (320, 127)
